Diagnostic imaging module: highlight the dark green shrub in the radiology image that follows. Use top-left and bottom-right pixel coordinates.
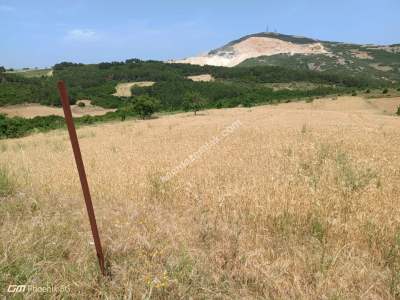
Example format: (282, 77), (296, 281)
(352, 92), (357, 96)
(242, 98), (254, 108)
(132, 95), (160, 119)
(366, 89), (371, 93)
(383, 88), (389, 94)
(397, 105), (400, 116)
(77, 102), (86, 107)
(183, 92), (207, 115)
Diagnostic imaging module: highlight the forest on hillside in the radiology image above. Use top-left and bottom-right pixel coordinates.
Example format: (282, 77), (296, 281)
(0, 59), (387, 108)
(0, 59), (394, 138)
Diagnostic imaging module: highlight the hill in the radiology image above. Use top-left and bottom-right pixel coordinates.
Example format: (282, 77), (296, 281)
(0, 56), (396, 138)
(173, 32), (400, 82)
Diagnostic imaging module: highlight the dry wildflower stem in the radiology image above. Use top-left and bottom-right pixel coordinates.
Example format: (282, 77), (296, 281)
(1, 96), (400, 299)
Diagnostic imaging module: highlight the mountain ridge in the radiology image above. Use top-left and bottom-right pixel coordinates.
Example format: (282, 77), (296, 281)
(172, 32), (400, 82)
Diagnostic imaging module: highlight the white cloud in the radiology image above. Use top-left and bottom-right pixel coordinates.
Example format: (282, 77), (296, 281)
(0, 4), (15, 12)
(65, 29), (99, 42)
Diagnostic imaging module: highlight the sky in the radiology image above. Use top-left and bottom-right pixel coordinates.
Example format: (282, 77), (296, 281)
(1, 0), (399, 69)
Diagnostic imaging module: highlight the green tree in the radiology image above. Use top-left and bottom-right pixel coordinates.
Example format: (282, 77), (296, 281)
(183, 91), (207, 115)
(132, 95), (159, 119)
(0, 66), (6, 73)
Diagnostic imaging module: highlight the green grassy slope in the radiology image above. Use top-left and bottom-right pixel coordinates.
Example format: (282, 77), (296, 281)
(238, 35), (400, 82)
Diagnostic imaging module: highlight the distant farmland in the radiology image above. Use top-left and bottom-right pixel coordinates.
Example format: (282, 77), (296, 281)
(6, 68), (53, 78)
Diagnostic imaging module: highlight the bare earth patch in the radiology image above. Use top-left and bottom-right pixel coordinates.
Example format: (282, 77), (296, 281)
(369, 63), (393, 72)
(350, 50), (373, 59)
(173, 36), (328, 67)
(0, 102), (115, 118)
(187, 74), (215, 82)
(113, 81), (155, 97)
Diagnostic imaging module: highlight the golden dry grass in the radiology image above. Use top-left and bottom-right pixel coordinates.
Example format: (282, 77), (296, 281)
(0, 102), (115, 118)
(1, 96), (400, 298)
(113, 82), (155, 97)
(187, 74), (215, 82)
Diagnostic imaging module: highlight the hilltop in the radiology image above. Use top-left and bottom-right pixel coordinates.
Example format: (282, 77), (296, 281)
(1, 34), (398, 139)
(173, 32), (400, 82)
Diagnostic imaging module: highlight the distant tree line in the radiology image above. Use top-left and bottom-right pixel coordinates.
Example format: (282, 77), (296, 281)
(1, 59), (388, 108)
(0, 59), (395, 138)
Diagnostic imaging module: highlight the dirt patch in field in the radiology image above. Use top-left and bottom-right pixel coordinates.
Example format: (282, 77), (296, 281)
(0, 102), (115, 118)
(113, 82), (155, 97)
(187, 74), (215, 82)
(370, 63), (393, 72)
(351, 50), (373, 59)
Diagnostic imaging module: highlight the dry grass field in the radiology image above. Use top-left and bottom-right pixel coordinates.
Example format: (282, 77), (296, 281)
(0, 102), (115, 118)
(1, 96), (400, 298)
(5, 69), (53, 78)
(113, 82), (155, 97)
(187, 74), (215, 82)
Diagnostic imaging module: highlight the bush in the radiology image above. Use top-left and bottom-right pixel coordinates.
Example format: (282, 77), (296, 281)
(397, 105), (400, 116)
(305, 97), (314, 103)
(183, 92), (207, 115)
(383, 88), (389, 94)
(132, 95), (160, 119)
(352, 92), (357, 96)
(242, 98), (254, 107)
(366, 89), (371, 94)
(397, 87), (400, 92)
(0, 112), (127, 139)
(77, 102), (86, 107)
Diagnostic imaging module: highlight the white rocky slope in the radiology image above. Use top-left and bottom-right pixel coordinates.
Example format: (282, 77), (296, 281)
(172, 35), (328, 67)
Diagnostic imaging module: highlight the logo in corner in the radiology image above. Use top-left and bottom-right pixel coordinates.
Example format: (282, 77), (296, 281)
(8, 285), (27, 293)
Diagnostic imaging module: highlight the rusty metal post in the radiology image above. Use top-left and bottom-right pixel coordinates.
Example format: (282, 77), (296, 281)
(57, 80), (106, 276)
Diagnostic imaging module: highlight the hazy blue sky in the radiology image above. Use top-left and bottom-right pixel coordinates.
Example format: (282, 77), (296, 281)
(1, 0), (399, 68)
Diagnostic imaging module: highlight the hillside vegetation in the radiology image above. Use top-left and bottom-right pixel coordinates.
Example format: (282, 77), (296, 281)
(0, 60), (386, 108)
(175, 32), (400, 82)
(238, 35), (400, 82)
(1, 59), (390, 138)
